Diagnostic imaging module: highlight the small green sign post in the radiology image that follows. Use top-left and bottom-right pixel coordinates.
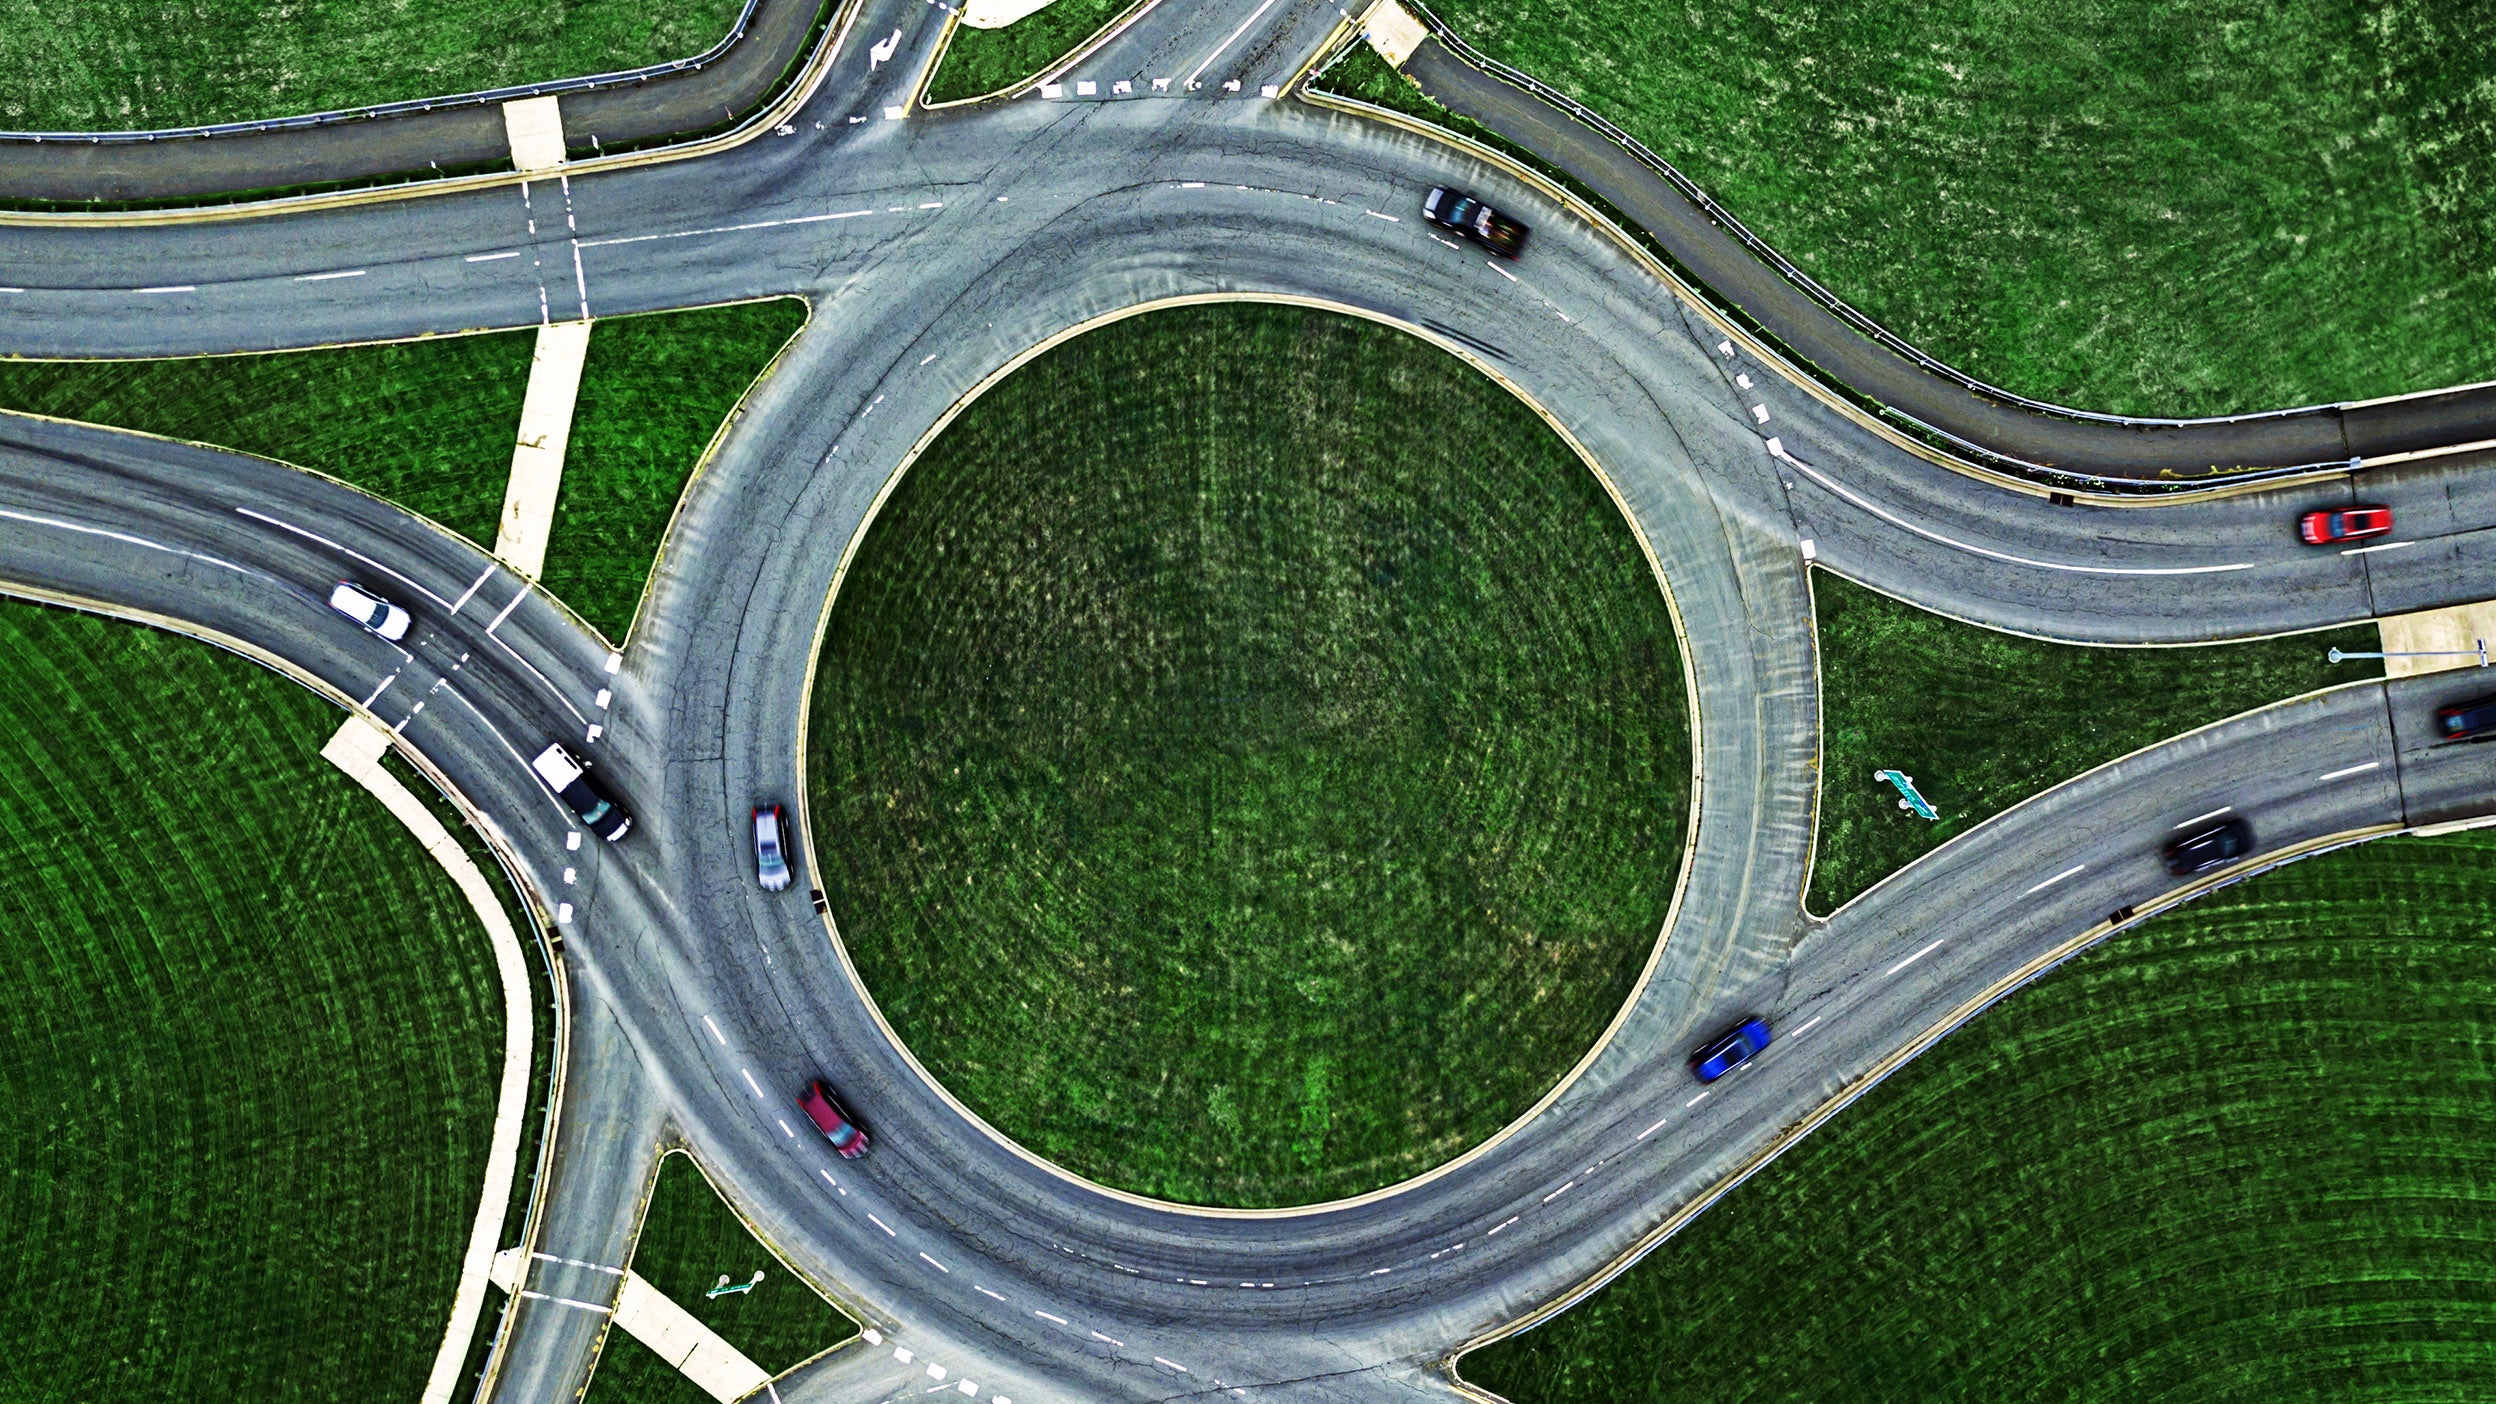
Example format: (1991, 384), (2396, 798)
(706, 1269), (766, 1299)
(1875, 769), (1939, 822)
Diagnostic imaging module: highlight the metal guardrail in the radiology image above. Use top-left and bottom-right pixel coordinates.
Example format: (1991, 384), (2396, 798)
(1, 0), (764, 144)
(1379, 2), (2451, 492)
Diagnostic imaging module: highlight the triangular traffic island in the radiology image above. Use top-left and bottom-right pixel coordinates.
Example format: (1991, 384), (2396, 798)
(583, 1151), (859, 1404)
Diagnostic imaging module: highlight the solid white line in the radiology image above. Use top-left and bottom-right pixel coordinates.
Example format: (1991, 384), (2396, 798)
(1887, 938), (1946, 976)
(1789, 1015), (1824, 1038)
(570, 241), (589, 320)
(919, 1252), (949, 1272)
(450, 562), (495, 614)
(2174, 806), (2233, 829)
(1684, 1090), (1709, 1108)
(488, 630), (590, 726)
(296, 269), (366, 281)
(235, 507), (452, 606)
(134, 285), (195, 294)
(0, 505), (250, 575)
(1035, 1310), (1068, 1324)
(439, 677), (573, 823)
(868, 1214), (896, 1236)
(702, 1015), (727, 1045)
(740, 1067), (764, 1097)
(1780, 453), (2257, 576)
(2319, 760), (2382, 782)
(2342, 540), (2414, 556)
(465, 251), (522, 262)
(2024, 863), (2087, 895)
(1182, 0), (1279, 86)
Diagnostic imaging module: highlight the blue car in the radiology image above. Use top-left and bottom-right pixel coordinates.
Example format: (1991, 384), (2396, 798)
(1692, 1018), (1772, 1082)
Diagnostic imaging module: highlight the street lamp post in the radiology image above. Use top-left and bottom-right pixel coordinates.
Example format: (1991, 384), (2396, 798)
(707, 1269), (766, 1299)
(2329, 640), (2489, 666)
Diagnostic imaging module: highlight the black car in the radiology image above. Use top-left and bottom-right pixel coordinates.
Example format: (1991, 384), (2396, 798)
(531, 742), (633, 842)
(1422, 186), (1530, 260)
(2437, 695), (2496, 741)
(2163, 815), (2251, 876)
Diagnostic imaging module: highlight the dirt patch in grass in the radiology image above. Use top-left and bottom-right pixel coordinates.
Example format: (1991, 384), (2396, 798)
(0, 600), (507, 1400)
(1465, 826), (2496, 1401)
(1421, 0), (2496, 416)
(923, 0), (1131, 104)
(808, 302), (1690, 1207)
(0, 0), (747, 130)
(1809, 570), (2379, 913)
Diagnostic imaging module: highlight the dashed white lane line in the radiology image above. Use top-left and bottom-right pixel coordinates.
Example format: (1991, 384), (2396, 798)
(740, 1067), (765, 1098)
(919, 1252), (950, 1273)
(1684, 1090), (1709, 1108)
(777, 1119), (796, 1138)
(1034, 1310), (1068, 1325)
(1364, 209), (1400, 222)
(1636, 1116), (1667, 1139)
(1887, 938), (1947, 977)
(2174, 805), (2233, 829)
(977, 1286), (1007, 1302)
(296, 269), (366, 281)
(2024, 863), (2088, 895)
(238, 506), (452, 606)
(702, 1015), (727, 1045)
(868, 1214), (896, 1236)
(1155, 1358), (1190, 1373)
(1776, 449), (2258, 576)
(2342, 540), (2415, 556)
(466, 250), (522, 262)
(1487, 260), (1517, 282)
(819, 1169), (846, 1196)
(1540, 1180), (1574, 1203)
(1091, 1331), (1125, 1348)
(2320, 759), (2382, 782)
(134, 284), (196, 294)
(1368, 1267), (1390, 1276)
(1486, 1216), (1517, 1234)
(1789, 1015), (1825, 1038)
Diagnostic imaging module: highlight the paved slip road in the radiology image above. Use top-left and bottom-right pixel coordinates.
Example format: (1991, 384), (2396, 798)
(3, 7), (2496, 1399)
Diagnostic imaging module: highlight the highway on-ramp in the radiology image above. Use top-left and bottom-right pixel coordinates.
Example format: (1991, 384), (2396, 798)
(2, 5), (2493, 1399)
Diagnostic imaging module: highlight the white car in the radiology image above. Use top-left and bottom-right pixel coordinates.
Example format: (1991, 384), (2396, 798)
(329, 581), (411, 641)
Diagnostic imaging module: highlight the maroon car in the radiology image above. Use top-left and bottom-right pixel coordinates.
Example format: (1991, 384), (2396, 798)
(799, 1080), (869, 1158)
(2300, 505), (2392, 545)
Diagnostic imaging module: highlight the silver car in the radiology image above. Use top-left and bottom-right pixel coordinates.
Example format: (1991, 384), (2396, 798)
(753, 804), (792, 891)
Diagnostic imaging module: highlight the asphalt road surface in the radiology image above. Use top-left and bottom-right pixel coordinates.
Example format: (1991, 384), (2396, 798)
(2, 6), (2494, 1401)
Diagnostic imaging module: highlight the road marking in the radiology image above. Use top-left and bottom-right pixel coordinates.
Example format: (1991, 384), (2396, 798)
(868, 1214), (896, 1236)
(918, 353), (938, 366)
(235, 507), (451, 602)
(1155, 1358), (1190, 1372)
(362, 673), (397, 706)
(466, 250), (521, 262)
(531, 1251), (623, 1274)
(1684, 1090), (1709, 1108)
(134, 285), (196, 294)
(1487, 260), (1517, 282)
(450, 562), (496, 614)
(2342, 540), (2414, 556)
(1778, 453), (2257, 576)
(1364, 210), (1400, 222)
(2025, 863), (2087, 895)
(1091, 1331), (1124, 1347)
(487, 628), (590, 725)
(1541, 1181), (1574, 1203)
(2320, 760), (2381, 781)
(778, 1119), (795, 1138)
(919, 201), (943, 209)
(819, 1169), (845, 1196)
(1034, 1310), (1068, 1324)
(978, 1286), (1007, 1301)
(703, 1015), (726, 1045)
(919, 1252), (949, 1273)
(1368, 1267), (1390, 1276)
(483, 588), (528, 632)
(296, 269), (366, 281)
(740, 1067), (765, 1098)
(2174, 806), (2233, 829)
(1789, 1015), (1824, 1038)
(1750, 404), (1771, 424)
(1636, 1116), (1667, 1139)
(1487, 1216), (1517, 1235)
(0, 507), (249, 576)
(518, 1291), (613, 1313)
(1887, 938), (1946, 976)
(1182, 0), (1278, 87)
(570, 241), (589, 320)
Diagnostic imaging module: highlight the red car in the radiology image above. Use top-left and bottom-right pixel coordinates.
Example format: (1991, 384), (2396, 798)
(799, 1080), (869, 1158)
(2299, 505), (2392, 544)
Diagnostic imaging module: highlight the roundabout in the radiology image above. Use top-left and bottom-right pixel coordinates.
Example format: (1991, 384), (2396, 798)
(805, 300), (1691, 1207)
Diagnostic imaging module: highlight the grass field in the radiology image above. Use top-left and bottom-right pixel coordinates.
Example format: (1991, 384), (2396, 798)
(809, 302), (1689, 1207)
(0, 599), (509, 1401)
(0, 0), (746, 131)
(584, 1152), (856, 1403)
(923, 0), (1130, 104)
(0, 298), (804, 642)
(1810, 571), (2380, 913)
(1419, 0), (2496, 417)
(1464, 826), (2496, 1401)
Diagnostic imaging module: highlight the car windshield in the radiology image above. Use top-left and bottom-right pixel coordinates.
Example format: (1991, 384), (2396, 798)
(579, 797), (612, 824)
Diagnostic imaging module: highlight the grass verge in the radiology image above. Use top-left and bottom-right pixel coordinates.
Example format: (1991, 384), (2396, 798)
(0, 298), (804, 642)
(584, 1151), (856, 1403)
(809, 302), (1690, 1207)
(1463, 826), (2496, 1401)
(1809, 570), (2379, 913)
(0, 0), (746, 131)
(923, 0), (1132, 104)
(1418, 0), (2496, 417)
(0, 599), (507, 1400)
